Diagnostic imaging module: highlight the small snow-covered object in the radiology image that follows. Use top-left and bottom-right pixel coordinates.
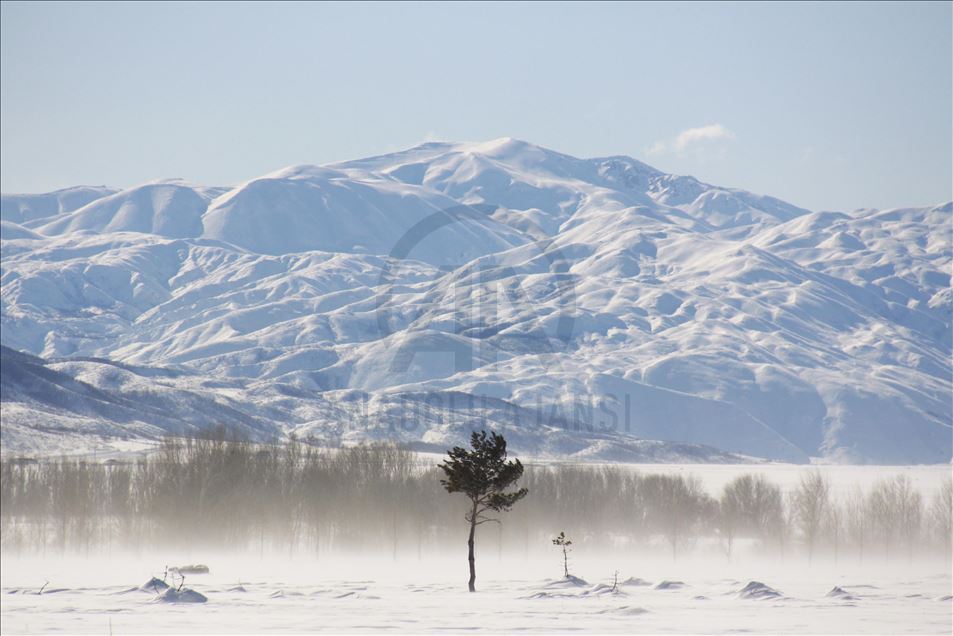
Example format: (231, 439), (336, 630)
(737, 581), (782, 600)
(654, 580), (686, 590)
(615, 606), (649, 616)
(6, 585), (67, 596)
(827, 586), (858, 600)
(542, 575), (589, 589)
(140, 577), (170, 593)
(157, 587), (207, 603)
(622, 577), (652, 587)
(586, 583), (627, 597)
(173, 564), (210, 575)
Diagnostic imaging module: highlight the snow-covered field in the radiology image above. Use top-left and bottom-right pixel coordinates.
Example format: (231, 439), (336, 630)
(2, 552), (950, 634)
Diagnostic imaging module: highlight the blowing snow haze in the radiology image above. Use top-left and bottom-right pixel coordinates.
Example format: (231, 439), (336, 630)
(1, 138), (950, 464)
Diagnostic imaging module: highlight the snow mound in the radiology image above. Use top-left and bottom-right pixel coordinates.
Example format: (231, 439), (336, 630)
(826, 586), (859, 600)
(596, 605), (649, 615)
(737, 581), (783, 600)
(621, 577), (652, 587)
(542, 575), (590, 589)
(525, 576), (595, 598)
(654, 580), (686, 590)
(584, 583), (628, 596)
(139, 577), (170, 593)
(333, 591), (381, 600)
(155, 587), (208, 603)
(5, 586), (68, 595)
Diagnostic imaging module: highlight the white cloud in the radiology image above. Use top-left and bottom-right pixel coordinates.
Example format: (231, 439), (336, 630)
(673, 124), (734, 152)
(648, 124), (735, 157)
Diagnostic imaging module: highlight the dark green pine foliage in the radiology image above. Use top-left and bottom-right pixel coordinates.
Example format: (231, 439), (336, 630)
(438, 430), (528, 592)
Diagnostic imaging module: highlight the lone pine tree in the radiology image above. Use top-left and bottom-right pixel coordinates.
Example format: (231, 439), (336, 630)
(438, 430), (528, 592)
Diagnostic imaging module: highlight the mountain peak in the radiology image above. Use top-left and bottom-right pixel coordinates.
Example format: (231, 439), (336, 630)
(468, 136), (535, 154)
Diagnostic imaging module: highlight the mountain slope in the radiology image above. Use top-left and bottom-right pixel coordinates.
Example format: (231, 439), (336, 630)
(0, 346), (750, 463)
(37, 181), (226, 239)
(201, 165), (529, 265)
(0, 345), (282, 455)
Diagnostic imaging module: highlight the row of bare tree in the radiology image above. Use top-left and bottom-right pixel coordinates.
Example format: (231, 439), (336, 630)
(1, 436), (949, 562)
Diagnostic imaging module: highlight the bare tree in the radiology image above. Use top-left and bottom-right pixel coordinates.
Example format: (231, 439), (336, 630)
(642, 474), (712, 562)
(791, 471), (831, 562)
(845, 486), (869, 563)
(866, 475), (922, 561)
(867, 478), (898, 559)
(892, 475), (922, 561)
(827, 502), (842, 563)
(719, 474), (784, 559)
(929, 477), (952, 558)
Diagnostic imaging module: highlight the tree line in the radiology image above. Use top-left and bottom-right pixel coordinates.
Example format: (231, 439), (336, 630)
(1, 434), (950, 564)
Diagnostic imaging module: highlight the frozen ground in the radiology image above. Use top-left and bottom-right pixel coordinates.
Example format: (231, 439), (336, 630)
(1, 552), (950, 634)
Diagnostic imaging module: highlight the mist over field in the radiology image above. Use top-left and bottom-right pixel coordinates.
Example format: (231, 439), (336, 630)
(3, 439), (951, 559)
(2, 438), (951, 633)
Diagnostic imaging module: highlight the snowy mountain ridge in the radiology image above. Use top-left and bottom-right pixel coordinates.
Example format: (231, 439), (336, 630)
(1, 138), (950, 463)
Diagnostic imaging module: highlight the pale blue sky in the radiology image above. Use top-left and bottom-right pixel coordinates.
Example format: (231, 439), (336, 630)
(1, 1), (950, 211)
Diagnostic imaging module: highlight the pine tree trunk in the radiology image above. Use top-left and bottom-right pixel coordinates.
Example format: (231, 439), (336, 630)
(468, 502), (477, 592)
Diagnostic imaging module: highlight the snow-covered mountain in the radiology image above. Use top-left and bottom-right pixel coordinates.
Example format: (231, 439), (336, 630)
(1, 139), (950, 463)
